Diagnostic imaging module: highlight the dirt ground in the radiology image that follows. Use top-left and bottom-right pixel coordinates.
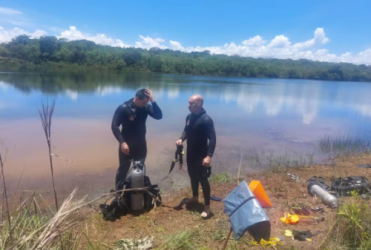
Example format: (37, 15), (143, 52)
(76, 153), (371, 250)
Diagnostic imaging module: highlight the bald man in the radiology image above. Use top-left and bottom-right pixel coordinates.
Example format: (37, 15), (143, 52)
(176, 94), (216, 218)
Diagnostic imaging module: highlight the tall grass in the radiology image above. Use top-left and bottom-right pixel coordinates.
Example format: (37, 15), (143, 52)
(0, 145), (11, 237)
(243, 135), (370, 172)
(0, 185), (157, 249)
(246, 150), (315, 170)
(0, 189), (87, 250)
(38, 99), (59, 211)
(320, 191), (371, 249)
(319, 135), (371, 157)
(158, 229), (199, 250)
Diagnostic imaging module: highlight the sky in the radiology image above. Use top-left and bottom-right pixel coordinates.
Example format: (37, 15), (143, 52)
(1, 0), (371, 65)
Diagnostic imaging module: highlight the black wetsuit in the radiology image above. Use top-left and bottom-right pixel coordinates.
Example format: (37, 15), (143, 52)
(111, 98), (162, 190)
(180, 108), (216, 205)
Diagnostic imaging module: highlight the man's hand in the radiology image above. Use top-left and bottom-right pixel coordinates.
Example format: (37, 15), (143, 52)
(176, 139), (182, 145)
(202, 156), (212, 167)
(145, 89), (155, 102)
(121, 142), (130, 155)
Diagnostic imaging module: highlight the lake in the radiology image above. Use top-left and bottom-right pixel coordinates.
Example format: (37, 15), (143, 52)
(1, 72), (371, 195)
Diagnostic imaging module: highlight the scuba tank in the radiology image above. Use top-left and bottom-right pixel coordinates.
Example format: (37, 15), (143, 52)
(308, 183), (337, 208)
(130, 161), (145, 211)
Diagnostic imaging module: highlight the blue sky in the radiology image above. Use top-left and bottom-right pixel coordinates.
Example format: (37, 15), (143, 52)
(1, 0), (371, 64)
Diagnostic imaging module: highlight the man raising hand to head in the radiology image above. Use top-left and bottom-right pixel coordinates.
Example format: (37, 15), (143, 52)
(112, 88), (162, 191)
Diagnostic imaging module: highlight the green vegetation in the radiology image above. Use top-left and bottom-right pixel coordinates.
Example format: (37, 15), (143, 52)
(0, 190), (84, 250)
(321, 191), (371, 249)
(319, 135), (370, 157)
(157, 229), (199, 250)
(1, 35), (371, 81)
(210, 172), (229, 183)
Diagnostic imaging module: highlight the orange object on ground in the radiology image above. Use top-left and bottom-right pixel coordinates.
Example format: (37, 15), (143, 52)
(280, 213), (299, 224)
(249, 180), (272, 208)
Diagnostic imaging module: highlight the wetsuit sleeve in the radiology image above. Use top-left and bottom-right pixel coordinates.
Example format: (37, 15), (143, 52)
(180, 116), (188, 141)
(206, 117), (216, 157)
(111, 105), (125, 144)
(147, 102), (163, 120)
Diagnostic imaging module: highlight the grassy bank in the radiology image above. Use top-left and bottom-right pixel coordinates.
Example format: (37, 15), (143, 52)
(1, 152), (371, 250)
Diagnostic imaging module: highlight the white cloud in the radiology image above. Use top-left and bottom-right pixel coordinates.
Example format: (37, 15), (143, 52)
(59, 27), (169, 50)
(59, 26), (127, 47)
(268, 35), (291, 48)
(0, 7), (31, 27)
(0, 26), (46, 43)
(242, 36), (265, 47)
(167, 27), (371, 65)
(0, 24), (371, 65)
(60, 26), (84, 40)
(346, 49), (371, 65)
(169, 40), (183, 50)
(135, 35), (167, 49)
(293, 28), (329, 50)
(0, 7), (22, 15)
(59, 27), (169, 49)
(31, 29), (47, 38)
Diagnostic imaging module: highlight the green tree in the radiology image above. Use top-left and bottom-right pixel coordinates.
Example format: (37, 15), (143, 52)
(1, 35), (371, 82)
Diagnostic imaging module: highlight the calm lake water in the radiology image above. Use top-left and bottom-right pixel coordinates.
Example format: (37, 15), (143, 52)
(1, 72), (371, 195)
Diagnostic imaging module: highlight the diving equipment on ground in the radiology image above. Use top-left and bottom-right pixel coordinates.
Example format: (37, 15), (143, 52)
(99, 161), (162, 221)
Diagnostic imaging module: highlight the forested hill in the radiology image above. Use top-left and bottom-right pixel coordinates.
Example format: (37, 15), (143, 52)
(1, 35), (371, 82)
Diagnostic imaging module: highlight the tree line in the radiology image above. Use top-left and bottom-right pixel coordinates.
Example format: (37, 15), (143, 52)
(1, 35), (371, 82)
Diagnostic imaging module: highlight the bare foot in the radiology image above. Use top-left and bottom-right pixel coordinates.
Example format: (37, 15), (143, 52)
(187, 196), (199, 204)
(201, 205), (211, 218)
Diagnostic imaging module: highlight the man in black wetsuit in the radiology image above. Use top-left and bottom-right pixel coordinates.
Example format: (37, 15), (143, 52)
(176, 94), (216, 218)
(111, 88), (162, 191)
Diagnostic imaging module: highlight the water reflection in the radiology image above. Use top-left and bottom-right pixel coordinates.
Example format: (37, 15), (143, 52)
(0, 81), (9, 91)
(65, 89), (78, 100)
(1, 72), (371, 123)
(95, 86), (122, 96)
(0, 72), (371, 183)
(217, 82), (321, 124)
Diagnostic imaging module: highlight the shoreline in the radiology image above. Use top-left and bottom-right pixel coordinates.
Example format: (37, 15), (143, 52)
(1, 58), (371, 84)
(1, 152), (371, 249)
